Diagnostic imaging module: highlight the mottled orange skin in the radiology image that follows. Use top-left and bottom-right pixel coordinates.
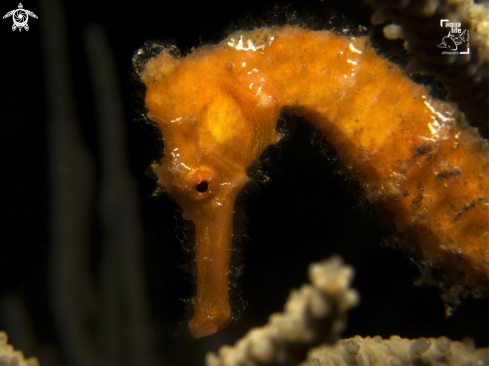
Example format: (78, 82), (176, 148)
(139, 26), (489, 338)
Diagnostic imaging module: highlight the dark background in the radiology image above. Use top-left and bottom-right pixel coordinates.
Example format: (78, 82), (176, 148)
(1, 0), (487, 365)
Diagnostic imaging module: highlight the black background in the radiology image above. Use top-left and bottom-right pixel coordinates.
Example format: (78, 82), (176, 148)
(0, 0), (487, 365)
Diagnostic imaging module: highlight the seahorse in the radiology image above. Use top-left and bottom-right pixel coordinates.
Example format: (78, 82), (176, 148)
(134, 26), (489, 338)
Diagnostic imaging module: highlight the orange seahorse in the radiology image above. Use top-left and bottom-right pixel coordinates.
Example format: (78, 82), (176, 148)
(135, 26), (489, 338)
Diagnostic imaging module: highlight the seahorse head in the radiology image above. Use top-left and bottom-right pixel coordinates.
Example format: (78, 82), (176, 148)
(137, 44), (281, 337)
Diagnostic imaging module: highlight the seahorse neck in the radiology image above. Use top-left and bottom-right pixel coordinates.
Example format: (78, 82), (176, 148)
(223, 27), (429, 179)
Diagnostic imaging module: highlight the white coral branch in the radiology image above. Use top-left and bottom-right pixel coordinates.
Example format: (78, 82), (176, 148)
(207, 257), (489, 366)
(305, 335), (489, 366)
(0, 331), (39, 366)
(206, 256), (359, 366)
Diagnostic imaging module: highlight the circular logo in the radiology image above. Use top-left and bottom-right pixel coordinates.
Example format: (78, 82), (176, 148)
(12, 8), (28, 28)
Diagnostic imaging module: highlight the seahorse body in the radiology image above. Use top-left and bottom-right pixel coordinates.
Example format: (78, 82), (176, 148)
(137, 26), (489, 338)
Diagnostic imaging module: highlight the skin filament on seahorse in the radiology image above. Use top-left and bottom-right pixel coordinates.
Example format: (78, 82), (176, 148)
(135, 26), (489, 338)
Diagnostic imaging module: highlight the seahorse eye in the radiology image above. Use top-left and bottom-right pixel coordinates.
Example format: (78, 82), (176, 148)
(196, 180), (209, 193)
(183, 165), (220, 201)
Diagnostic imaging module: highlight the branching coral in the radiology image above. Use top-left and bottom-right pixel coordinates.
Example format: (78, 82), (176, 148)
(207, 257), (359, 366)
(0, 331), (39, 366)
(306, 335), (488, 366)
(206, 258), (489, 366)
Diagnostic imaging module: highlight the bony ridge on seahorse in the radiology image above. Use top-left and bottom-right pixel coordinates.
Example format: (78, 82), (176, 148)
(134, 26), (489, 338)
